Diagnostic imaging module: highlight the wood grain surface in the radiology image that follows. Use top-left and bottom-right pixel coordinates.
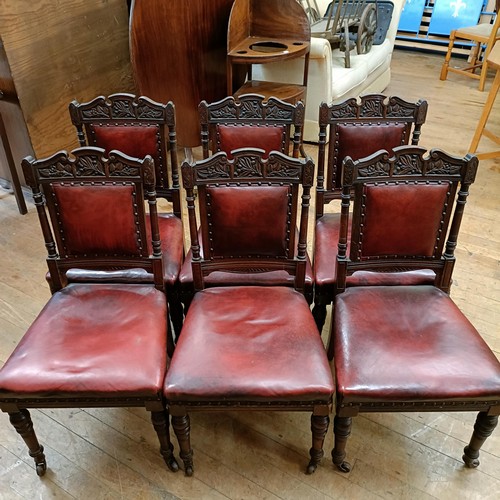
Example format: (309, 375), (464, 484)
(0, 0), (133, 159)
(130, 0), (237, 148)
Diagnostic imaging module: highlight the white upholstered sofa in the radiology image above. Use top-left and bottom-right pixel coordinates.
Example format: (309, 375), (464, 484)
(253, 0), (405, 142)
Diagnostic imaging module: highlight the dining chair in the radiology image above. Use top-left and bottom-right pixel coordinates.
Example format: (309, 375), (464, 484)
(179, 95), (313, 310)
(329, 145), (500, 472)
(313, 94), (429, 332)
(0, 147), (179, 476)
(198, 93), (304, 159)
(440, 4), (500, 91)
(68, 93), (184, 336)
(164, 148), (334, 476)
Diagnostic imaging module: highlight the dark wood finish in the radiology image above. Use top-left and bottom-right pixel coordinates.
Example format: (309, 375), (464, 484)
(0, 147), (179, 476)
(199, 94), (305, 159)
(129, 0), (238, 147)
(69, 93), (181, 217)
(165, 149), (334, 476)
(312, 94), (428, 331)
(227, 0), (311, 103)
(68, 94), (185, 337)
(330, 145), (500, 472)
(316, 94), (428, 213)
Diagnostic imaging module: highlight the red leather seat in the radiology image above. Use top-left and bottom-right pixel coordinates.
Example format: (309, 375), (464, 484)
(0, 284), (168, 399)
(166, 286), (333, 402)
(329, 146), (500, 473)
(335, 286), (500, 405)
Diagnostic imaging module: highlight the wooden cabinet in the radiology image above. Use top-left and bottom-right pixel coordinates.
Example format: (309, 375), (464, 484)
(227, 0), (311, 104)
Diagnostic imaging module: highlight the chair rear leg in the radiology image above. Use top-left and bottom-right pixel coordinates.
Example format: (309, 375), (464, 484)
(307, 412), (330, 474)
(9, 410), (47, 476)
(312, 298), (328, 334)
(332, 415), (352, 473)
(150, 410), (179, 472)
(168, 293), (184, 342)
(463, 412), (498, 468)
(171, 412), (194, 476)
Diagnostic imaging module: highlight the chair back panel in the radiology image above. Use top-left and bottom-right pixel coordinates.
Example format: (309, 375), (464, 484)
(181, 148), (314, 292)
(336, 146), (478, 293)
(91, 124), (162, 174)
(317, 95), (428, 215)
(205, 185), (290, 257)
(217, 124), (286, 159)
(199, 94), (304, 159)
(69, 93), (180, 216)
(22, 147), (164, 291)
(52, 184), (141, 257)
(359, 183), (452, 258)
(333, 123), (408, 189)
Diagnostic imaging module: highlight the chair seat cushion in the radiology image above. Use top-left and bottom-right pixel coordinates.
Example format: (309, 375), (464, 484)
(314, 213), (435, 291)
(164, 286), (334, 402)
(334, 285), (500, 405)
(0, 284), (168, 399)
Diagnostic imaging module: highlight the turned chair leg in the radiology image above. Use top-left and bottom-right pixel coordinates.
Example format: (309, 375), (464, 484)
(307, 412), (330, 474)
(463, 412), (499, 468)
(171, 412), (194, 476)
(440, 31), (455, 81)
(150, 410), (179, 472)
(9, 410), (47, 476)
(332, 415), (352, 473)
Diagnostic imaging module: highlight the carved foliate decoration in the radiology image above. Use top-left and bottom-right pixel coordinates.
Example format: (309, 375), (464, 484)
(267, 155), (301, 178)
(266, 105), (293, 120)
(359, 98), (384, 118)
(239, 100), (262, 119)
(136, 104), (164, 120)
(75, 155), (106, 177)
(82, 104), (110, 119)
(195, 157), (231, 180)
(37, 161), (74, 179)
(108, 161), (141, 177)
(73, 94), (170, 124)
(393, 153), (423, 175)
(386, 101), (415, 118)
(358, 159), (391, 178)
(235, 155), (263, 177)
(210, 104), (237, 119)
(111, 100), (136, 118)
(426, 155), (462, 176)
(331, 102), (358, 119)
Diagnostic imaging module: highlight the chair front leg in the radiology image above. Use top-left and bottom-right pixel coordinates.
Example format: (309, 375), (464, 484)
(150, 410), (179, 472)
(463, 411), (499, 468)
(9, 409), (47, 476)
(307, 410), (330, 474)
(171, 410), (194, 476)
(332, 415), (352, 473)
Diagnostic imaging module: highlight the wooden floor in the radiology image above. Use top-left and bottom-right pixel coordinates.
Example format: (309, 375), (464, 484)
(0, 49), (499, 499)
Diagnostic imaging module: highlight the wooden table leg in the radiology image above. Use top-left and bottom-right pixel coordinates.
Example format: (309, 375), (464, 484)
(0, 110), (27, 214)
